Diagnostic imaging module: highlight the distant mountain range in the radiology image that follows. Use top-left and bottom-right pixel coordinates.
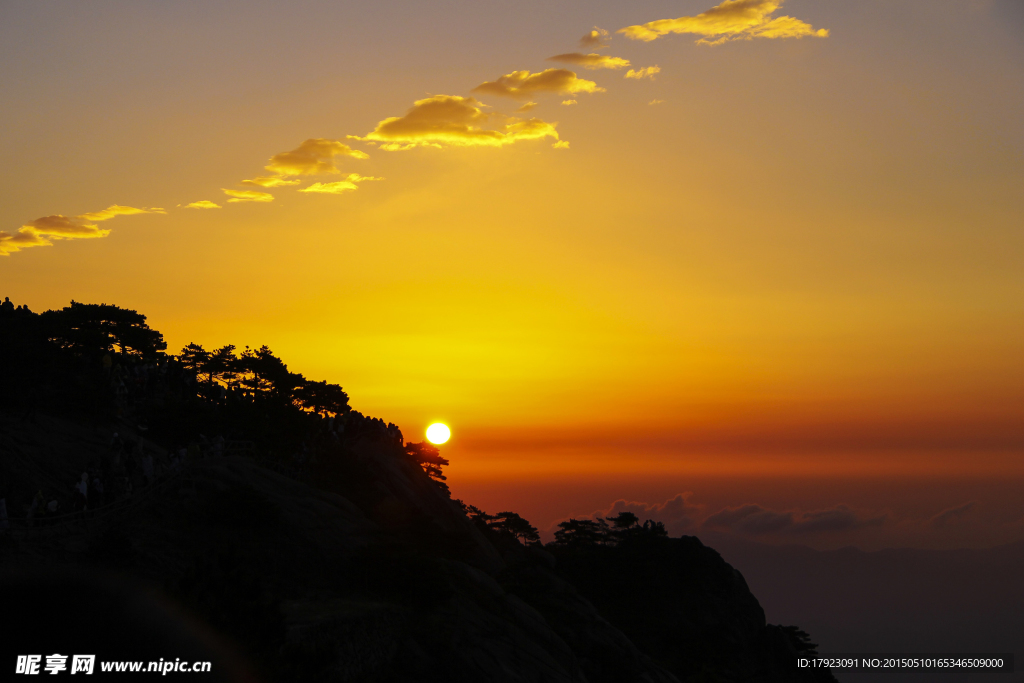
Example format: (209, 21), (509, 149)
(700, 531), (1024, 683)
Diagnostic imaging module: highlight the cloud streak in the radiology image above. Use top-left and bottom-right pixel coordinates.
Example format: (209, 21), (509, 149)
(472, 69), (605, 99)
(1, 205), (163, 256)
(222, 189), (274, 203)
(547, 53), (631, 70)
(241, 176), (301, 188)
(298, 173), (383, 195)
(185, 200), (221, 209)
(930, 503), (975, 528)
(618, 0), (828, 45)
(703, 503), (885, 536)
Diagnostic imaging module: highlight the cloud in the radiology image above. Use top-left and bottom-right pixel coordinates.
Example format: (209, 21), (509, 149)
(241, 176), (301, 188)
(0, 228), (49, 255)
(300, 181), (358, 195)
(703, 503), (885, 536)
(930, 503), (975, 528)
(704, 504), (794, 535)
(552, 140), (570, 149)
(517, 102), (538, 113)
(576, 493), (704, 537)
(1, 205), (161, 256)
(649, 99), (665, 105)
(298, 173), (383, 195)
(561, 99), (577, 106)
(564, 493), (890, 542)
(361, 95), (562, 149)
(625, 66), (661, 80)
(579, 27), (610, 49)
(562, 493), (1011, 547)
(19, 215), (110, 239)
(472, 69), (605, 100)
(547, 53), (631, 70)
(376, 142), (432, 152)
(221, 189), (274, 203)
(185, 200), (221, 209)
(264, 138), (369, 176)
(77, 205), (165, 221)
(617, 0), (828, 45)
(752, 14), (831, 40)
(345, 173), (382, 183)
(796, 505), (885, 534)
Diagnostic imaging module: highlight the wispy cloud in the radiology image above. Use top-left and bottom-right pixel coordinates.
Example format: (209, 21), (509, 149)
(649, 99), (665, 105)
(561, 99), (577, 106)
(264, 138), (369, 176)
(618, 0), (828, 45)
(547, 53), (631, 70)
(185, 200), (221, 209)
(298, 173), (383, 195)
(703, 503), (885, 536)
(517, 102), (538, 113)
(559, 494), (888, 541)
(241, 176), (302, 188)
(221, 189), (274, 203)
(77, 205), (163, 222)
(579, 27), (610, 49)
(625, 66), (661, 80)
(1, 205), (163, 256)
(930, 503), (975, 528)
(361, 95), (562, 149)
(472, 69), (605, 100)
(299, 181), (358, 195)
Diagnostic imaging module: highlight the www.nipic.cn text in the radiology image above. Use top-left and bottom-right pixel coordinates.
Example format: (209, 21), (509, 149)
(16, 655), (212, 675)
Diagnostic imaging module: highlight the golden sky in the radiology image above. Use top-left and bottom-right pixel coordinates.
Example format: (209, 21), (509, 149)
(2, 0), (1022, 541)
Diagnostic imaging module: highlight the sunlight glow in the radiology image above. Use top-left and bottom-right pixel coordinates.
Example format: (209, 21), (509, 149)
(426, 423), (451, 444)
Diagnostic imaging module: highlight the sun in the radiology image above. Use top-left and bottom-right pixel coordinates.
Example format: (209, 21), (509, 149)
(426, 423), (450, 444)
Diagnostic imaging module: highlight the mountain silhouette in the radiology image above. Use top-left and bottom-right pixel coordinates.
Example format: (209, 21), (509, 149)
(1, 298), (835, 682)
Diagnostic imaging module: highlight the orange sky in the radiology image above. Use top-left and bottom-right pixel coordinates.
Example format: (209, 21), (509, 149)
(2, 0), (1022, 545)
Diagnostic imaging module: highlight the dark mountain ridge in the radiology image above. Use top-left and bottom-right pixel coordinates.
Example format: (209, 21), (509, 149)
(0, 298), (834, 682)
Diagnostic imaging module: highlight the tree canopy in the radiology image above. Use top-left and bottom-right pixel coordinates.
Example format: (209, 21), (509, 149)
(175, 342), (349, 416)
(405, 442), (450, 491)
(39, 301), (166, 358)
(459, 503), (541, 546)
(552, 514), (667, 547)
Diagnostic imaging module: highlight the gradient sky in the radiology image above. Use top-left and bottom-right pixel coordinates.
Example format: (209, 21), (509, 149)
(2, 0), (1022, 548)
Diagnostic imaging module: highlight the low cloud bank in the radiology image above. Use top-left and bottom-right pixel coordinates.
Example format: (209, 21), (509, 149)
(547, 493), (990, 548)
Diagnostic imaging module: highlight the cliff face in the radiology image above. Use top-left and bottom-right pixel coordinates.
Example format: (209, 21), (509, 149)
(0, 412), (831, 683)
